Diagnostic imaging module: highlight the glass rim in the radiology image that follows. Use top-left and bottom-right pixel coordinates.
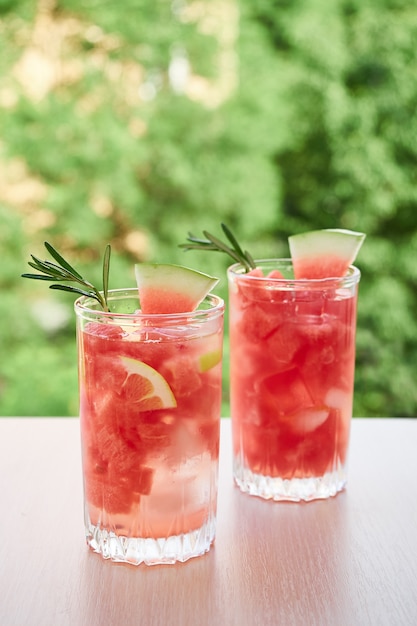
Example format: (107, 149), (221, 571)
(74, 287), (224, 322)
(227, 258), (361, 286)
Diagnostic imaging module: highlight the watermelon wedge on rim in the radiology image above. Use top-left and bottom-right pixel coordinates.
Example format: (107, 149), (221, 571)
(288, 228), (365, 279)
(135, 263), (219, 314)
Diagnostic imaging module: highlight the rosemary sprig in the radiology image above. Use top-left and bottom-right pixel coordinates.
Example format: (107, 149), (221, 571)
(22, 242), (111, 312)
(179, 223), (256, 272)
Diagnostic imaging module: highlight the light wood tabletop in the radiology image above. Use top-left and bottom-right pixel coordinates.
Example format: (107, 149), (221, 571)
(1, 417), (416, 626)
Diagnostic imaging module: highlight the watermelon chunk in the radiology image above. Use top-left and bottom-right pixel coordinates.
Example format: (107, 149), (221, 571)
(288, 228), (365, 279)
(134, 263), (219, 314)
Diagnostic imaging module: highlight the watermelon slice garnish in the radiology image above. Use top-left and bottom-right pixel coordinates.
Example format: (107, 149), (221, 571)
(134, 263), (219, 314)
(288, 228), (365, 279)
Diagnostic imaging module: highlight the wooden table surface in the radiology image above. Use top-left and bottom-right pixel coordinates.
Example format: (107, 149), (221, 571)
(0, 417), (416, 626)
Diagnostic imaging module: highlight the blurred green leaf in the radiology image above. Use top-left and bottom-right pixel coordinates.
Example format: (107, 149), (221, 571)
(1, 0), (417, 417)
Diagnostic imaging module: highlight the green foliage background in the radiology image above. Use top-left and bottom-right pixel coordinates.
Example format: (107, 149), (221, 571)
(1, 0), (416, 417)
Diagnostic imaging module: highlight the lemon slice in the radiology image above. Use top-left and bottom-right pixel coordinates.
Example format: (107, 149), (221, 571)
(120, 356), (177, 410)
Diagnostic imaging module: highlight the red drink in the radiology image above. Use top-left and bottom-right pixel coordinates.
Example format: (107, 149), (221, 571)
(228, 260), (361, 501)
(75, 289), (224, 564)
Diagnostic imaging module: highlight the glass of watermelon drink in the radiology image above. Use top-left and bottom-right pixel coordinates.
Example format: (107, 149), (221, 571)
(228, 260), (361, 501)
(75, 288), (224, 565)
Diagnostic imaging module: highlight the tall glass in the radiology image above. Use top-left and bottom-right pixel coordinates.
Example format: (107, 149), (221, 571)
(228, 260), (361, 501)
(75, 289), (224, 565)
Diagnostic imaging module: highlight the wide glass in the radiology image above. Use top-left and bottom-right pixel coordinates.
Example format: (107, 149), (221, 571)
(75, 289), (224, 565)
(228, 259), (361, 501)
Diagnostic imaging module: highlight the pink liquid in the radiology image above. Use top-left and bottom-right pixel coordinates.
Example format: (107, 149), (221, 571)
(229, 266), (358, 482)
(78, 318), (222, 539)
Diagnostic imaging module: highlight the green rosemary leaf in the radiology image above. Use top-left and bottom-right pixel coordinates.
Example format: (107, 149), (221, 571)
(202, 230), (242, 264)
(21, 273), (58, 281)
(179, 241), (220, 251)
(28, 258), (74, 280)
(179, 224), (256, 272)
(245, 249), (256, 269)
(49, 285), (96, 299)
(44, 241), (84, 280)
(22, 241), (112, 311)
(184, 233), (214, 245)
(28, 257), (56, 274)
(221, 223), (248, 261)
(102, 244), (111, 305)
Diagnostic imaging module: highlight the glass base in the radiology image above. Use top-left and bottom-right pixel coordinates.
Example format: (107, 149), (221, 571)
(233, 456), (347, 502)
(85, 517), (216, 566)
